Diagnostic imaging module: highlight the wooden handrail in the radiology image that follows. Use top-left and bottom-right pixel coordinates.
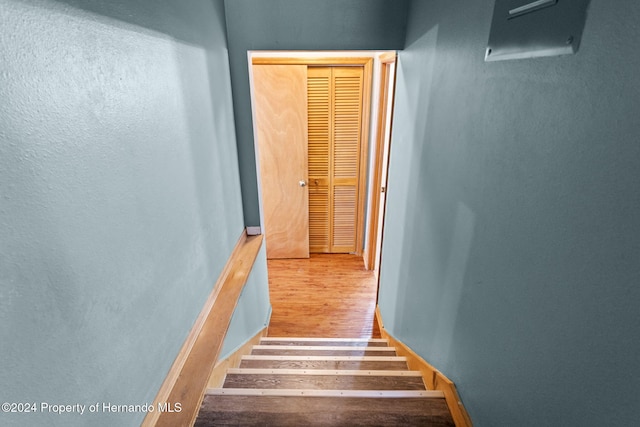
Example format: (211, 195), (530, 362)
(142, 231), (263, 427)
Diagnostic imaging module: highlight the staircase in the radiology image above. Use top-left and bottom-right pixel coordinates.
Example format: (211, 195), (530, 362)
(195, 337), (455, 426)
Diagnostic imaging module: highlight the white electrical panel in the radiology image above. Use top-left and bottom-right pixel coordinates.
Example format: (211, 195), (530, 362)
(485, 0), (591, 62)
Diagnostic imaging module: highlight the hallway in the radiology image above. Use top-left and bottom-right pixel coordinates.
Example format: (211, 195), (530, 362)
(4, 1), (639, 425)
(267, 254), (381, 338)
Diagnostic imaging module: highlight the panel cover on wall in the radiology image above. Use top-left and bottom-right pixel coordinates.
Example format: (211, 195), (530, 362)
(485, 0), (591, 61)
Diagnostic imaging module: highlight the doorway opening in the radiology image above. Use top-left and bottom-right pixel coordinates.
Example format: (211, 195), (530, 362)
(248, 51), (397, 336)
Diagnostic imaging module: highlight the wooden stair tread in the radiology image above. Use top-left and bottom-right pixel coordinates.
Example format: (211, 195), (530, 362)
(239, 358), (409, 370)
(253, 344), (396, 351)
(196, 336), (457, 426)
(226, 368), (423, 376)
(208, 388), (441, 397)
(222, 373), (426, 390)
(242, 355), (405, 361)
(260, 337), (388, 347)
(196, 395), (454, 426)
(251, 346), (396, 356)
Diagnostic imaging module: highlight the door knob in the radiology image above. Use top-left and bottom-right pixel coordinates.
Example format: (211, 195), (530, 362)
(299, 180), (307, 187)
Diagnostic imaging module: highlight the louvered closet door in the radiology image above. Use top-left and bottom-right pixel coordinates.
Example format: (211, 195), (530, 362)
(307, 67), (331, 253)
(332, 67), (363, 252)
(308, 66), (363, 253)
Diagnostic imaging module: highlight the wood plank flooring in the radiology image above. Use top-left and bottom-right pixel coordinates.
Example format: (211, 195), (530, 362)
(267, 254), (380, 337)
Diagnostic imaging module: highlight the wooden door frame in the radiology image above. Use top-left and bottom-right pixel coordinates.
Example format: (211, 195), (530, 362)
(364, 52), (397, 271)
(251, 55), (373, 256)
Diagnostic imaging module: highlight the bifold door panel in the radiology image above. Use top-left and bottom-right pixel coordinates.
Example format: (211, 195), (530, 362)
(307, 67), (363, 253)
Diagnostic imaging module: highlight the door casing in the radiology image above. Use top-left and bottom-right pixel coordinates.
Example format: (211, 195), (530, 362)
(365, 52), (397, 275)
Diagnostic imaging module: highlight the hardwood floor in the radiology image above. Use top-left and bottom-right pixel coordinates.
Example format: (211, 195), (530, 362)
(267, 254), (381, 338)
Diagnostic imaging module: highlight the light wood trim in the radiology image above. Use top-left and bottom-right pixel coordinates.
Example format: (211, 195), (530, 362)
(226, 368), (423, 377)
(365, 53), (397, 270)
(207, 388), (445, 398)
(261, 337), (387, 343)
(252, 57), (373, 66)
(355, 58), (373, 256)
(142, 231), (264, 427)
(375, 306), (473, 427)
(252, 345), (396, 351)
(365, 59), (391, 270)
(141, 229), (246, 426)
(207, 326), (269, 389)
(379, 51), (397, 63)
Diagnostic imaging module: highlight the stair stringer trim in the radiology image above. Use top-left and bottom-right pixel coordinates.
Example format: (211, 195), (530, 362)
(375, 305), (473, 427)
(207, 326), (269, 389)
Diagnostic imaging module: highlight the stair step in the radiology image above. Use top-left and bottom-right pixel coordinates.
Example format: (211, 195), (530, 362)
(243, 355), (406, 361)
(208, 388), (441, 397)
(260, 337), (389, 347)
(196, 394), (454, 426)
(226, 368), (423, 376)
(251, 345), (396, 356)
(240, 355), (409, 371)
(222, 370), (426, 390)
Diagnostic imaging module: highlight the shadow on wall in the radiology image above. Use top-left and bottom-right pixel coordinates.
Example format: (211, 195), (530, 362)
(380, 1), (640, 425)
(45, 0), (246, 337)
(378, 25), (441, 327)
(50, 0), (244, 274)
(50, 0), (227, 47)
(381, 22), (477, 368)
(0, 1), (245, 424)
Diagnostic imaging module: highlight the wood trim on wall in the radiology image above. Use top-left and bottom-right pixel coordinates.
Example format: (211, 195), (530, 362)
(364, 51), (397, 270)
(251, 54), (373, 257)
(375, 306), (473, 427)
(142, 231), (264, 427)
(365, 56), (393, 270)
(207, 326), (269, 389)
(252, 57), (373, 66)
(355, 58), (373, 257)
(379, 51), (397, 64)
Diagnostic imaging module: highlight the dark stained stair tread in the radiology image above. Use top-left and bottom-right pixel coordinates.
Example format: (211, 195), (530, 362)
(251, 345), (397, 356)
(222, 372), (426, 390)
(238, 359), (410, 371)
(195, 395), (454, 426)
(260, 337), (389, 347)
(196, 337), (456, 426)
(239, 355), (410, 371)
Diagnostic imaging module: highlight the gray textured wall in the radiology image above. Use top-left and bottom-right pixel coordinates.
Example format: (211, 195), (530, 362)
(0, 1), (254, 425)
(379, 0), (640, 425)
(223, 0), (409, 226)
